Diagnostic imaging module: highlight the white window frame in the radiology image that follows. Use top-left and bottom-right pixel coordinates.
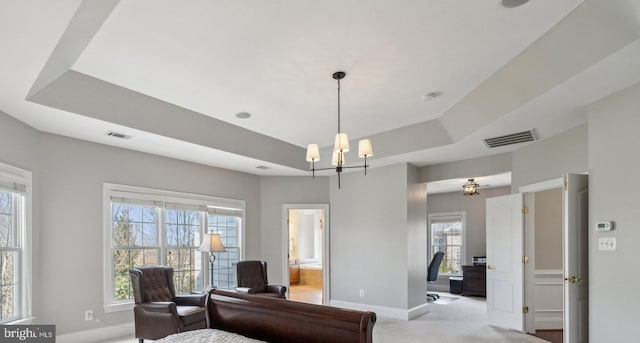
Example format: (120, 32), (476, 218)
(428, 211), (466, 276)
(103, 183), (245, 313)
(0, 161), (33, 324)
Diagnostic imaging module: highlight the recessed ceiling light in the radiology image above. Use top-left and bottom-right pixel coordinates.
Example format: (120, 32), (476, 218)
(236, 112), (251, 119)
(421, 91), (442, 102)
(500, 0), (530, 8)
(256, 165), (271, 170)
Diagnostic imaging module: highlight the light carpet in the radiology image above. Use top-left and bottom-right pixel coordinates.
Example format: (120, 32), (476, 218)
(374, 293), (547, 343)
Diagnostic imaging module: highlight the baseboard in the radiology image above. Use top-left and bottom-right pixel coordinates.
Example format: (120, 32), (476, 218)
(330, 300), (427, 321)
(407, 302), (430, 320)
(57, 322), (134, 343)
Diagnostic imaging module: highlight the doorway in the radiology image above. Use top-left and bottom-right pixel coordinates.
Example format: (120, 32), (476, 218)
(520, 175), (589, 343)
(282, 204), (329, 305)
(523, 186), (564, 342)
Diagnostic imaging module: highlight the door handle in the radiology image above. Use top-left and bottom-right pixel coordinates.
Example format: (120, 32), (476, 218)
(564, 276), (584, 283)
(486, 264), (495, 270)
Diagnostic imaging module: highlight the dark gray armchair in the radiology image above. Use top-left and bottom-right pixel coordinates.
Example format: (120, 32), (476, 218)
(235, 260), (287, 298)
(129, 266), (207, 342)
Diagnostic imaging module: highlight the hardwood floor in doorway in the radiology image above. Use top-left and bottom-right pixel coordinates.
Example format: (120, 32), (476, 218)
(531, 330), (563, 343)
(289, 284), (322, 304)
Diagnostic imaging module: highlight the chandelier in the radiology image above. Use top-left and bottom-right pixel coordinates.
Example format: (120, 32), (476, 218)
(305, 71), (373, 188)
(462, 179), (480, 196)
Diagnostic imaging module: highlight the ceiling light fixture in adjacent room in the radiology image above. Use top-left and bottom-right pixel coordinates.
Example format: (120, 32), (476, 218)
(305, 71), (373, 189)
(463, 179), (480, 196)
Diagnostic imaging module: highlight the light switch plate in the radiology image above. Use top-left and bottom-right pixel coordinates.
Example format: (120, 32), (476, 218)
(598, 237), (616, 251)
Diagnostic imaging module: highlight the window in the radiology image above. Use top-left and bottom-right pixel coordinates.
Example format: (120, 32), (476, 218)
(0, 162), (32, 324)
(104, 184), (244, 312)
(429, 212), (465, 276)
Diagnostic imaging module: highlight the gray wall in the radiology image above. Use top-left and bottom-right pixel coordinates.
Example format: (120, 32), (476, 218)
(0, 113), (263, 335)
(587, 82), (640, 341)
(259, 176), (329, 284)
(418, 153), (511, 184)
(330, 163), (411, 309)
(406, 165), (427, 309)
(511, 124), (588, 192)
(534, 188), (562, 270)
(0, 111), (42, 328)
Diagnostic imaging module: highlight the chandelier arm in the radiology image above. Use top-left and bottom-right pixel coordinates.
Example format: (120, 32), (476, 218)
(340, 165), (369, 170)
(309, 166), (337, 172)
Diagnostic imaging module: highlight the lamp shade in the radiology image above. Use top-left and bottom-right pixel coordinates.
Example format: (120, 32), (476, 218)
(334, 133), (350, 152)
(198, 233), (227, 252)
(306, 144), (320, 162)
(358, 139), (373, 158)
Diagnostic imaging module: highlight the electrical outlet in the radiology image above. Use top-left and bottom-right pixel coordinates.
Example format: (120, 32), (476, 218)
(85, 310), (93, 321)
(359, 289), (364, 297)
(598, 237), (616, 251)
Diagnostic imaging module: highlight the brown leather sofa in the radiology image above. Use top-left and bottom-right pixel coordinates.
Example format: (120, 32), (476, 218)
(235, 260), (287, 298)
(207, 289), (376, 343)
(129, 266), (207, 342)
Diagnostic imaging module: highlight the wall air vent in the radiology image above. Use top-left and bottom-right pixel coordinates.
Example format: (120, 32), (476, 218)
(106, 131), (131, 139)
(483, 130), (536, 148)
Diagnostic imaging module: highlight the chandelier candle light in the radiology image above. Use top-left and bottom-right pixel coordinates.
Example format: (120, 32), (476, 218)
(198, 232), (227, 290)
(306, 71), (373, 188)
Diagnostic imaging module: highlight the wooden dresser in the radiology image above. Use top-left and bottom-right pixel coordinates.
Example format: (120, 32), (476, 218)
(461, 265), (486, 297)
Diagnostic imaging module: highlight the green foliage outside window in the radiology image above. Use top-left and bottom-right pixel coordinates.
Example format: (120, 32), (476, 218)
(0, 191), (18, 322)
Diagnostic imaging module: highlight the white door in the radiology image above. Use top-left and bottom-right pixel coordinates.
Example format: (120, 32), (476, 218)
(563, 174), (589, 343)
(486, 193), (524, 331)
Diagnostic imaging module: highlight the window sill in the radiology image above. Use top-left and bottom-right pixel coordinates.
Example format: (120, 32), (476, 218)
(6, 316), (36, 325)
(104, 301), (134, 313)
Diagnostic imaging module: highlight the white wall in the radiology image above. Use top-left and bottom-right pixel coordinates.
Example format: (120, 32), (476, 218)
(587, 82), (640, 341)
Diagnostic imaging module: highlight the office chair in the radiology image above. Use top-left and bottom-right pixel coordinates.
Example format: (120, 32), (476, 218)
(427, 251), (445, 301)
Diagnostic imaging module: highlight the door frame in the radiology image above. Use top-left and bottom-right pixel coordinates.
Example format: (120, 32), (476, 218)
(520, 178), (563, 334)
(282, 204), (330, 304)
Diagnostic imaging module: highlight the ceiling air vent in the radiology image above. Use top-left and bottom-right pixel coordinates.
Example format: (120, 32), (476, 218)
(484, 130), (536, 148)
(106, 131), (131, 139)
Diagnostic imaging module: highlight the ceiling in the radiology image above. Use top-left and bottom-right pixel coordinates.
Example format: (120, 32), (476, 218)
(2, 0), (640, 192)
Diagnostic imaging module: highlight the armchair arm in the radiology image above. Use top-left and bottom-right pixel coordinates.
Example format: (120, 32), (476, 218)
(175, 294), (207, 307)
(133, 302), (182, 340)
(235, 287), (256, 294)
(265, 285), (287, 297)
(137, 301), (178, 314)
